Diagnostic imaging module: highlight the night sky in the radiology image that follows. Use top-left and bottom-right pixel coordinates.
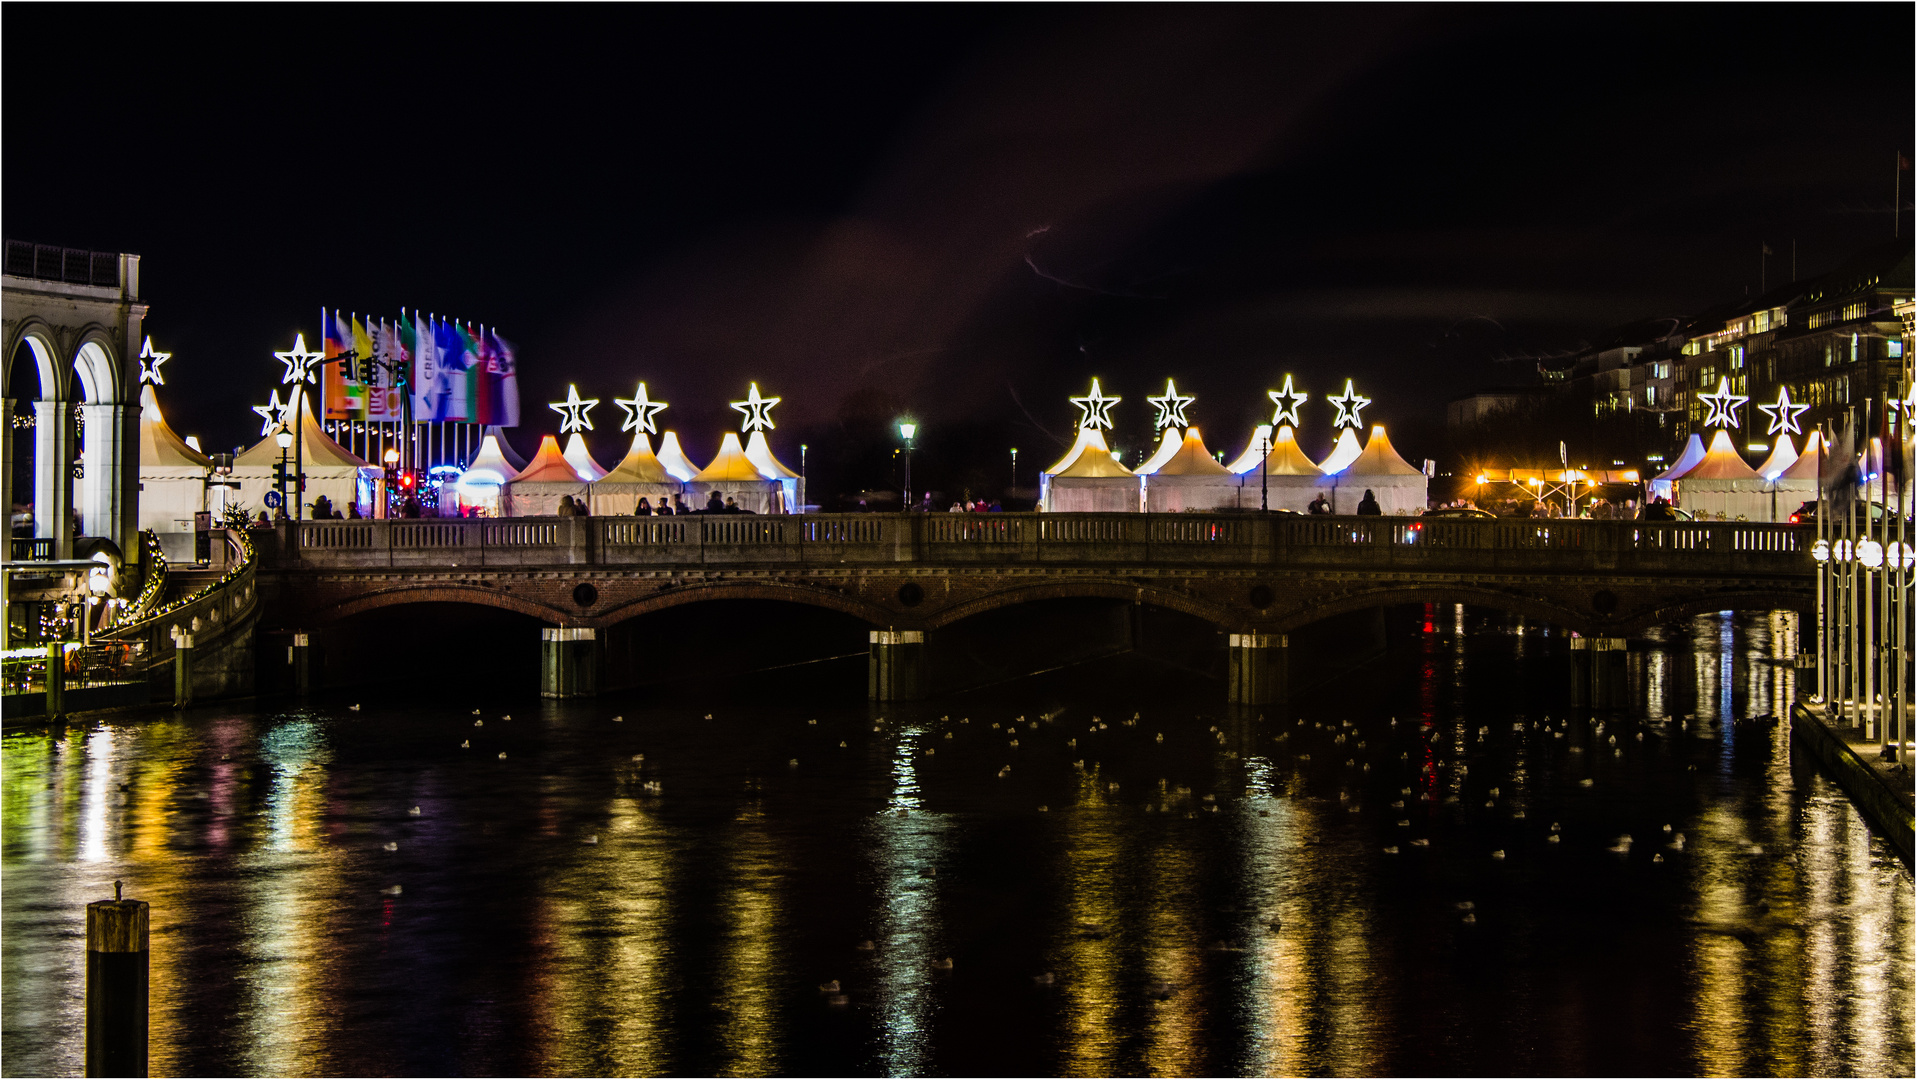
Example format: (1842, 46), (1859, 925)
(6, 4), (1911, 501)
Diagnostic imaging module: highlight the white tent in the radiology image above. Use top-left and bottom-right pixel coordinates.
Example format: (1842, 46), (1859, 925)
(687, 432), (787, 514)
(1224, 425), (1274, 474)
(501, 435), (589, 516)
(1752, 431), (1822, 522)
(1140, 427), (1236, 512)
(484, 425), (528, 471)
(1672, 430), (1768, 521)
(1647, 433), (1708, 500)
(135, 385), (211, 536)
(1041, 428), (1138, 512)
(1328, 425), (1428, 515)
(1137, 428), (1183, 475)
(744, 431), (801, 513)
(454, 433), (519, 516)
(589, 430), (685, 515)
(563, 433), (609, 482)
(656, 431), (701, 483)
(1231, 424), (1328, 512)
(232, 388), (378, 518)
(1317, 427), (1364, 476)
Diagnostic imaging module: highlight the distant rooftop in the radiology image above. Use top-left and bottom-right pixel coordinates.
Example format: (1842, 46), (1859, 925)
(3, 239), (132, 288)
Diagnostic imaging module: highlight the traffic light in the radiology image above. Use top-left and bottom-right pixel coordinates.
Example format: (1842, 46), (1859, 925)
(399, 470), (416, 490)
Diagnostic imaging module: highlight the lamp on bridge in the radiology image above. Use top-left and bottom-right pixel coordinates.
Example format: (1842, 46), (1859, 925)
(898, 421), (918, 511)
(383, 447), (400, 518)
(274, 427), (295, 519)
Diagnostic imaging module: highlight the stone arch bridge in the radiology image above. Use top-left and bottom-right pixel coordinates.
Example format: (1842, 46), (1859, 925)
(257, 512), (1814, 702)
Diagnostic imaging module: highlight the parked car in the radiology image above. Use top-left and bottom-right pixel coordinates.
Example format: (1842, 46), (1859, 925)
(1635, 505), (1694, 521)
(1788, 500), (1892, 525)
(1422, 506), (1495, 519)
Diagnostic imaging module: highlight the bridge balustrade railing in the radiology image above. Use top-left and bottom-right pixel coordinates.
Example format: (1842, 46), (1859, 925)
(282, 513), (1813, 574)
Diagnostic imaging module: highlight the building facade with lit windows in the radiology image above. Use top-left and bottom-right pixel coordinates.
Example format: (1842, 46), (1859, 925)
(1673, 241), (1911, 448)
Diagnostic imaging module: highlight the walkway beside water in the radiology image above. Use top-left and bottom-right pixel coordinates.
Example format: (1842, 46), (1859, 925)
(1792, 702), (1916, 866)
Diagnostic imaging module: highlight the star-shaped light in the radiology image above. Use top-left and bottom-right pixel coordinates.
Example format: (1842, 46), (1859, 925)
(1268, 374), (1308, 428)
(1069, 378), (1121, 431)
(730, 382), (781, 432)
(1756, 384), (1809, 437)
(614, 382), (668, 435)
(252, 388), (289, 436)
(137, 337), (170, 386)
(1696, 377), (1748, 429)
(1888, 385), (1917, 426)
(275, 333), (323, 386)
(1327, 379), (1371, 429)
(549, 384), (599, 434)
(1145, 379), (1195, 430)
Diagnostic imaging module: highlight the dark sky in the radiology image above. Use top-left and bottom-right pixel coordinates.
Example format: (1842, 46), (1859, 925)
(6, 4), (1912, 495)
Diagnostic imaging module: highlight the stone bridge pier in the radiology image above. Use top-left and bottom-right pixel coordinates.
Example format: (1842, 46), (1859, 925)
(257, 514), (1816, 704)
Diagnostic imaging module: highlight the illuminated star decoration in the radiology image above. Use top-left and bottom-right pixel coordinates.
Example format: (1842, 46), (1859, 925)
(1069, 378), (1121, 431)
(1696, 377), (1749, 429)
(275, 333), (323, 386)
(137, 337), (170, 386)
(1327, 379), (1371, 429)
(549, 384), (600, 434)
(730, 382), (781, 432)
(1267, 374), (1308, 428)
(614, 381), (668, 435)
(252, 388), (289, 436)
(1756, 384), (1809, 437)
(1146, 379), (1195, 430)
(1888, 385), (1917, 427)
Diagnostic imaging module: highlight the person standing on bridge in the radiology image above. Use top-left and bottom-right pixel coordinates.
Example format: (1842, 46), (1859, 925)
(1357, 490), (1382, 515)
(706, 491), (726, 513)
(1309, 492), (1330, 515)
(635, 497), (653, 516)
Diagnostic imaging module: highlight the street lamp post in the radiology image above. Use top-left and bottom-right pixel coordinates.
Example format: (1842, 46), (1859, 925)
(1010, 447), (1018, 497)
(274, 427), (294, 519)
(382, 447), (400, 518)
(800, 443), (808, 513)
(898, 421), (917, 511)
(1261, 431), (1270, 512)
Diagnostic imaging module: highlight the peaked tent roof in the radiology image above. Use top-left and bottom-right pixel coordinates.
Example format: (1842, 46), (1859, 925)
(1681, 430), (1760, 480)
(1150, 427), (1232, 476)
(600, 431), (675, 484)
(1755, 435), (1800, 480)
(138, 385), (212, 474)
(1653, 433), (1708, 482)
(1318, 427), (1364, 474)
(691, 432), (770, 483)
(485, 425), (528, 470)
(562, 433), (608, 481)
(1044, 428), (1134, 478)
(1780, 432), (1825, 480)
(1238, 425), (1324, 476)
(1346, 425), (1425, 476)
(235, 387), (370, 468)
(744, 431), (800, 480)
(1225, 425), (1275, 474)
(510, 434), (585, 483)
(1136, 429), (1183, 474)
(463, 434), (519, 484)
(656, 431), (701, 482)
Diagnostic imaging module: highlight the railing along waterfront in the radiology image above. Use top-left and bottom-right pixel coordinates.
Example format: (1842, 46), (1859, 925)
(282, 514), (1813, 574)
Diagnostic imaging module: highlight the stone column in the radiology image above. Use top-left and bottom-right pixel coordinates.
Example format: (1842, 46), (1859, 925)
(1227, 632), (1286, 704)
(541, 626), (598, 698)
(171, 630), (194, 707)
(869, 629), (924, 701)
(290, 631), (313, 695)
(81, 404), (128, 547)
(33, 400), (74, 559)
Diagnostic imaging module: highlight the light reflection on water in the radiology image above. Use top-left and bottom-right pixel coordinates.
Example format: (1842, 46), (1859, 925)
(1, 608), (1911, 1076)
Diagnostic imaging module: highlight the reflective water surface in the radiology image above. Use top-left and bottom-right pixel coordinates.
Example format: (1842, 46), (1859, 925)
(4, 608), (1912, 1076)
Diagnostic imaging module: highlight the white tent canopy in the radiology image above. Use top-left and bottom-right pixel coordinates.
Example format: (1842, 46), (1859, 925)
(1231, 424), (1327, 512)
(563, 433), (609, 482)
(136, 385), (212, 537)
(1328, 425), (1428, 515)
(656, 431), (701, 483)
(1140, 427), (1235, 512)
(589, 430), (685, 515)
(1041, 428), (1138, 512)
(231, 388), (377, 518)
(1673, 430), (1771, 521)
(1648, 433), (1709, 498)
(687, 432), (789, 513)
(1317, 427), (1364, 476)
(1137, 428), (1183, 475)
(502, 434), (589, 516)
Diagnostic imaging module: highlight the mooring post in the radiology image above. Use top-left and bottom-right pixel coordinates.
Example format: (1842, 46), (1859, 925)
(1227, 633), (1286, 704)
(86, 881), (148, 1078)
(290, 631), (311, 695)
(868, 629), (924, 701)
(541, 627), (599, 698)
(171, 630), (194, 708)
(45, 640), (66, 717)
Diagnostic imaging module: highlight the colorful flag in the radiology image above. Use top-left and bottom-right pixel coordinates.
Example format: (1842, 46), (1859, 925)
(322, 309), (351, 420)
(434, 318), (468, 421)
(412, 313), (442, 420)
(368, 320), (401, 421)
(488, 328), (522, 427)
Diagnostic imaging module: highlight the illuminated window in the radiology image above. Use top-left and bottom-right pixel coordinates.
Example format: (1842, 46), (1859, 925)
(1753, 310), (1771, 333)
(1842, 302), (1866, 321)
(1730, 345), (1745, 369)
(1891, 340), (1906, 358)
(1646, 386), (1657, 406)
(1851, 333), (1859, 363)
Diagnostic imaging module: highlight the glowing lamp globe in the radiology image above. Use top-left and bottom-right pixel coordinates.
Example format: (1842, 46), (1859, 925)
(383, 447), (400, 465)
(275, 429), (294, 450)
(898, 422), (917, 441)
(1811, 539), (1830, 563)
(1858, 539), (1884, 569)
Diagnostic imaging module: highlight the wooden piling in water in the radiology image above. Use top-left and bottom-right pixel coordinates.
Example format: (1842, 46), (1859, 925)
(86, 883), (148, 1077)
